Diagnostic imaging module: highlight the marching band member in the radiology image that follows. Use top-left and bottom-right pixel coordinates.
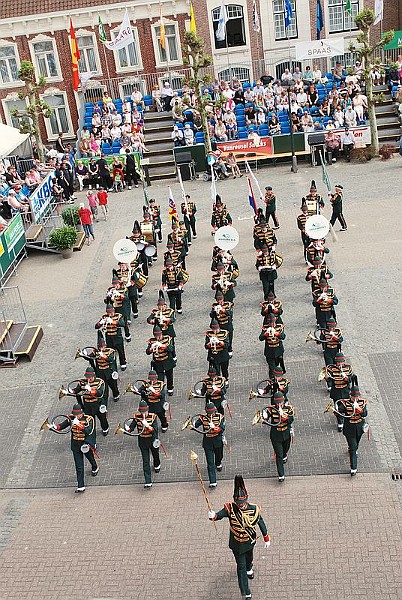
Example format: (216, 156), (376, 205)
(306, 238), (330, 266)
(210, 289), (234, 356)
(128, 220), (149, 276)
(167, 218), (187, 269)
(265, 391), (294, 482)
(253, 216), (277, 251)
(127, 399), (161, 488)
(140, 208), (158, 265)
(95, 305), (127, 371)
(164, 240), (182, 267)
(260, 291), (283, 325)
(320, 317), (343, 368)
(326, 352), (356, 431)
(211, 247), (239, 279)
(208, 475), (270, 600)
(211, 262), (236, 304)
(146, 290), (176, 348)
(264, 366), (290, 402)
(181, 193), (197, 243)
(329, 184), (347, 232)
(47, 404), (98, 493)
(306, 255), (333, 294)
(162, 257), (185, 314)
(336, 386), (367, 475)
(115, 263), (143, 320)
(193, 401), (225, 488)
(211, 195), (232, 231)
(205, 319), (230, 380)
(146, 325), (176, 396)
(312, 278), (338, 328)
(255, 245), (283, 299)
(148, 198), (163, 242)
(264, 185), (279, 229)
(304, 180), (325, 216)
(136, 370), (169, 432)
(77, 338), (120, 403)
(259, 313), (286, 378)
(296, 203), (310, 262)
(69, 366), (109, 436)
(104, 276), (131, 340)
(199, 365), (228, 415)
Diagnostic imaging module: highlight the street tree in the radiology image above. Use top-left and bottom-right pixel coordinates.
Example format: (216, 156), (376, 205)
(349, 9), (394, 154)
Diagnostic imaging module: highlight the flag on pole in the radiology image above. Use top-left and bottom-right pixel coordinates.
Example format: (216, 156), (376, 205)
(216, 1), (228, 42)
(284, 0), (293, 29)
(98, 15), (107, 43)
(69, 19), (81, 92)
(177, 165), (188, 211)
(244, 160), (263, 204)
(319, 151), (331, 192)
(373, 0), (383, 25)
(190, 1), (197, 34)
(101, 9), (134, 50)
(159, 5), (166, 50)
(168, 187), (178, 221)
(344, 0), (352, 15)
(247, 176), (258, 215)
(316, 0), (324, 39)
(252, 0), (260, 33)
(210, 163), (217, 202)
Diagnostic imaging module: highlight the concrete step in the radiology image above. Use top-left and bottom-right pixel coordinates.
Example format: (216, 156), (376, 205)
(148, 164), (177, 180)
(146, 130), (173, 142)
(144, 111), (173, 124)
(377, 119), (400, 129)
(378, 128), (401, 141)
(373, 84), (388, 92)
(375, 103), (397, 114)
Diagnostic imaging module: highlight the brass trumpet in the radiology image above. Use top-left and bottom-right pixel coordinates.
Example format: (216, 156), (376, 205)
(252, 410), (262, 426)
(306, 331), (319, 343)
(324, 401), (334, 414)
(40, 417), (52, 431)
(115, 422), (125, 435)
(318, 367), (327, 382)
(124, 383), (136, 395)
(181, 416), (193, 431)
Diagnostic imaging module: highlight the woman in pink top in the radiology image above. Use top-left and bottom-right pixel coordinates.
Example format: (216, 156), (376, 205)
(87, 190), (99, 222)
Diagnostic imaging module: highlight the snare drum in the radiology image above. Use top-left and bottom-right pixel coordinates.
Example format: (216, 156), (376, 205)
(180, 269), (189, 284)
(136, 273), (148, 289)
(141, 222), (154, 243)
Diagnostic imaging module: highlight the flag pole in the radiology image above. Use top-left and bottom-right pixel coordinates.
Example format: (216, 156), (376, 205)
(102, 43), (114, 97)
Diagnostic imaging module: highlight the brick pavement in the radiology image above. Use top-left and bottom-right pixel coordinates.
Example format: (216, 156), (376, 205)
(1, 158), (401, 489)
(0, 475), (401, 599)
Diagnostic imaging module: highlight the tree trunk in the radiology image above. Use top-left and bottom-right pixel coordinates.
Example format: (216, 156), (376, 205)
(365, 73), (379, 154)
(194, 80), (212, 154)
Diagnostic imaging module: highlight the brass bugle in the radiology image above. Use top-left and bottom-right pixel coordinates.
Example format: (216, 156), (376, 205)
(188, 388), (194, 400)
(40, 417), (51, 431)
(324, 401), (334, 414)
(58, 385), (69, 400)
(318, 367), (327, 382)
(181, 416), (193, 431)
(115, 422), (125, 435)
(249, 388), (258, 401)
(74, 348), (81, 359)
(251, 411), (262, 426)
(124, 383), (136, 394)
(306, 331), (318, 343)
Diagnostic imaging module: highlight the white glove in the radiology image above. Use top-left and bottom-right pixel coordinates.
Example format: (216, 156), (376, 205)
(208, 510), (216, 520)
(264, 540), (271, 549)
(72, 417), (80, 426)
(85, 384), (92, 392)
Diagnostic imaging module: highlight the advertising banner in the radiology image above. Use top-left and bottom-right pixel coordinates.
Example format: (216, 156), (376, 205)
(29, 171), (55, 224)
(217, 136), (273, 159)
(295, 38), (345, 61)
(0, 214), (26, 278)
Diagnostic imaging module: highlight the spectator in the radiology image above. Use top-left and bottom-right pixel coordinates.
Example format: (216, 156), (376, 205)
(215, 156), (230, 179)
(233, 88), (245, 105)
(344, 106), (357, 127)
(333, 107), (345, 128)
(101, 125), (112, 144)
(81, 126), (90, 140)
(76, 161), (89, 192)
(325, 119), (336, 131)
(131, 87), (145, 111)
(184, 123), (194, 146)
(307, 84), (319, 106)
(79, 137), (91, 157)
(110, 125), (122, 142)
(55, 132), (65, 155)
(333, 62), (345, 82)
(226, 152), (242, 178)
(91, 113), (102, 134)
(97, 154), (113, 190)
(325, 130), (341, 163)
(24, 169), (41, 191)
(291, 112), (301, 132)
(97, 186), (109, 220)
(256, 108), (266, 126)
(78, 202), (95, 245)
(152, 85), (163, 112)
(312, 64), (322, 83)
(269, 113), (281, 135)
(340, 126), (356, 162)
(281, 68), (293, 83)
(87, 190), (99, 222)
(297, 87), (308, 107)
(215, 119), (228, 142)
(111, 110), (122, 127)
(353, 91), (368, 122)
(172, 125), (185, 147)
(260, 72), (274, 86)
(102, 92), (115, 112)
(87, 158), (100, 190)
(161, 81), (174, 111)
(292, 66), (302, 80)
(7, 189), (29, 212)
(124, 149), (140, 189)
(303, 65), (314, 84)
(245, 104), (256, 126)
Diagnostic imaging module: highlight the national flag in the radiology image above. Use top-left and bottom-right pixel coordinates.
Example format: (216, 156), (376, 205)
(344, 0), (352, 15)
(319, 151), (331, 191)
(210, 162), (217, 201)
(247, 176), (258, 215)
(190, 1), (197, 34)
(252, 0), (260, 33)
(159, 5), (166, 50)
(168, 187), (178, 220)
(177, 166), (188, 211)
(284, 0), (293, 29)
(98, 15), (107, 44)
(316, 0), (324, 40)
(216, 1), (228, 42)
(69, 19), (81, 92)
(245, 159), (264, 203)
(373, 0), (383, 25)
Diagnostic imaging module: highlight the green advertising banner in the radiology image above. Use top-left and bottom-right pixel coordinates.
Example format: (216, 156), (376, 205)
(0, 214), (26, 277)
(384, 30), (402, 50)
(76, 152), (141, 170)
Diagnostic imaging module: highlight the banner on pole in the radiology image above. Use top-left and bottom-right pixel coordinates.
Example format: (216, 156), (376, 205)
(295, 37), (344, 60)
(102, 9), (134, 51)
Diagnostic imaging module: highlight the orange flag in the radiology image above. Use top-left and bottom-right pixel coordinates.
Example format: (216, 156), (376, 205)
(70, 19), (81, 92)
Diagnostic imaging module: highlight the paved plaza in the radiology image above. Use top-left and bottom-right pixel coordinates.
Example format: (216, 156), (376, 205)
(0, 157), (401, 598)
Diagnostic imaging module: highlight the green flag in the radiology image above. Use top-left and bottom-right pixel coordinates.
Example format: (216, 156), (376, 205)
(345, 0), (352, 15)
(98, 15), (107, 43)
(319, 151), (331, 192)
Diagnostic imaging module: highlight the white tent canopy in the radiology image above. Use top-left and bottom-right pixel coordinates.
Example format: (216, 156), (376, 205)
(0, 123), (31, 159)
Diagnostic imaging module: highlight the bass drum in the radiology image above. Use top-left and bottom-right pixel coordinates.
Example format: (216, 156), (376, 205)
(144, 244), (156, 257)
(141, 222), (154, 243)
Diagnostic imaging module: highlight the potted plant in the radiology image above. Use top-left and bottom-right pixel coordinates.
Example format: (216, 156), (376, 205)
(48, 225), (78, 259)
(61, 205), (81, 230)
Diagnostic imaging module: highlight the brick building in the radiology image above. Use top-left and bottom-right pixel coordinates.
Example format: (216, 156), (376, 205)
(0, 0), (400, 145)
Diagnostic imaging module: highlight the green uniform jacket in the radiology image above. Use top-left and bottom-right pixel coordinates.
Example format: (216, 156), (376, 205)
(331, 192), (343, 213)
(215, 502), (268, 554)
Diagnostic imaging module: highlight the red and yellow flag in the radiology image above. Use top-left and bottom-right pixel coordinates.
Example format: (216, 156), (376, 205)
(69, 19), (81, 92)
(159, 5), (166, 50)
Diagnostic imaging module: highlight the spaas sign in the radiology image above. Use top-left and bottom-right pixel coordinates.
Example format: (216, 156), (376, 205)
(29, 172), (54, 223)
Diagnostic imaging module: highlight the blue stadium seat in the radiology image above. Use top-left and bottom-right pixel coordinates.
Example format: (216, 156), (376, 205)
(238, 131), (248, 139)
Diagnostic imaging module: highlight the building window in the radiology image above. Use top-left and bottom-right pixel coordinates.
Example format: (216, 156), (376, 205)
(212, 4), (246, 49)
(32, 40), (58, 78)
(328, 0), (359, 33)
(0, 46), (19, 85)
(44, 94), (70, 136)
(275, 61), (301, 80)
(84, 86), (106, 104)
(114, 29), (141, 70)
(119, 80), (147, 99)
(331, 52), (357, 68)
(273, 0), (297, 40)
(77, 35), (98, 74)
(3, 98), (27, 128)
(157, 74), (185, 92)
(155, 24), (179, 63)
(218, 66), (250, 83)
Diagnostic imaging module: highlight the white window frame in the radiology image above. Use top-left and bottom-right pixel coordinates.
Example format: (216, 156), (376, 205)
(152, 19), (183, 68)
(29, 34), (62, 82)
(272, 0), (298, 41)
(40, 89), (74, 140)
(112, 26), (143, 73)
(212, 4), (247, 50)
(157, 72), (185, 93)
(217, 66), (250, 83)
(76, 30), (102, 76)
(1, 93), (28, 128)
(118, 78), (147, 99)
(83, 83), (107, 105)
(0, 42), (23, 89)
(328, 0), (359, 33)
